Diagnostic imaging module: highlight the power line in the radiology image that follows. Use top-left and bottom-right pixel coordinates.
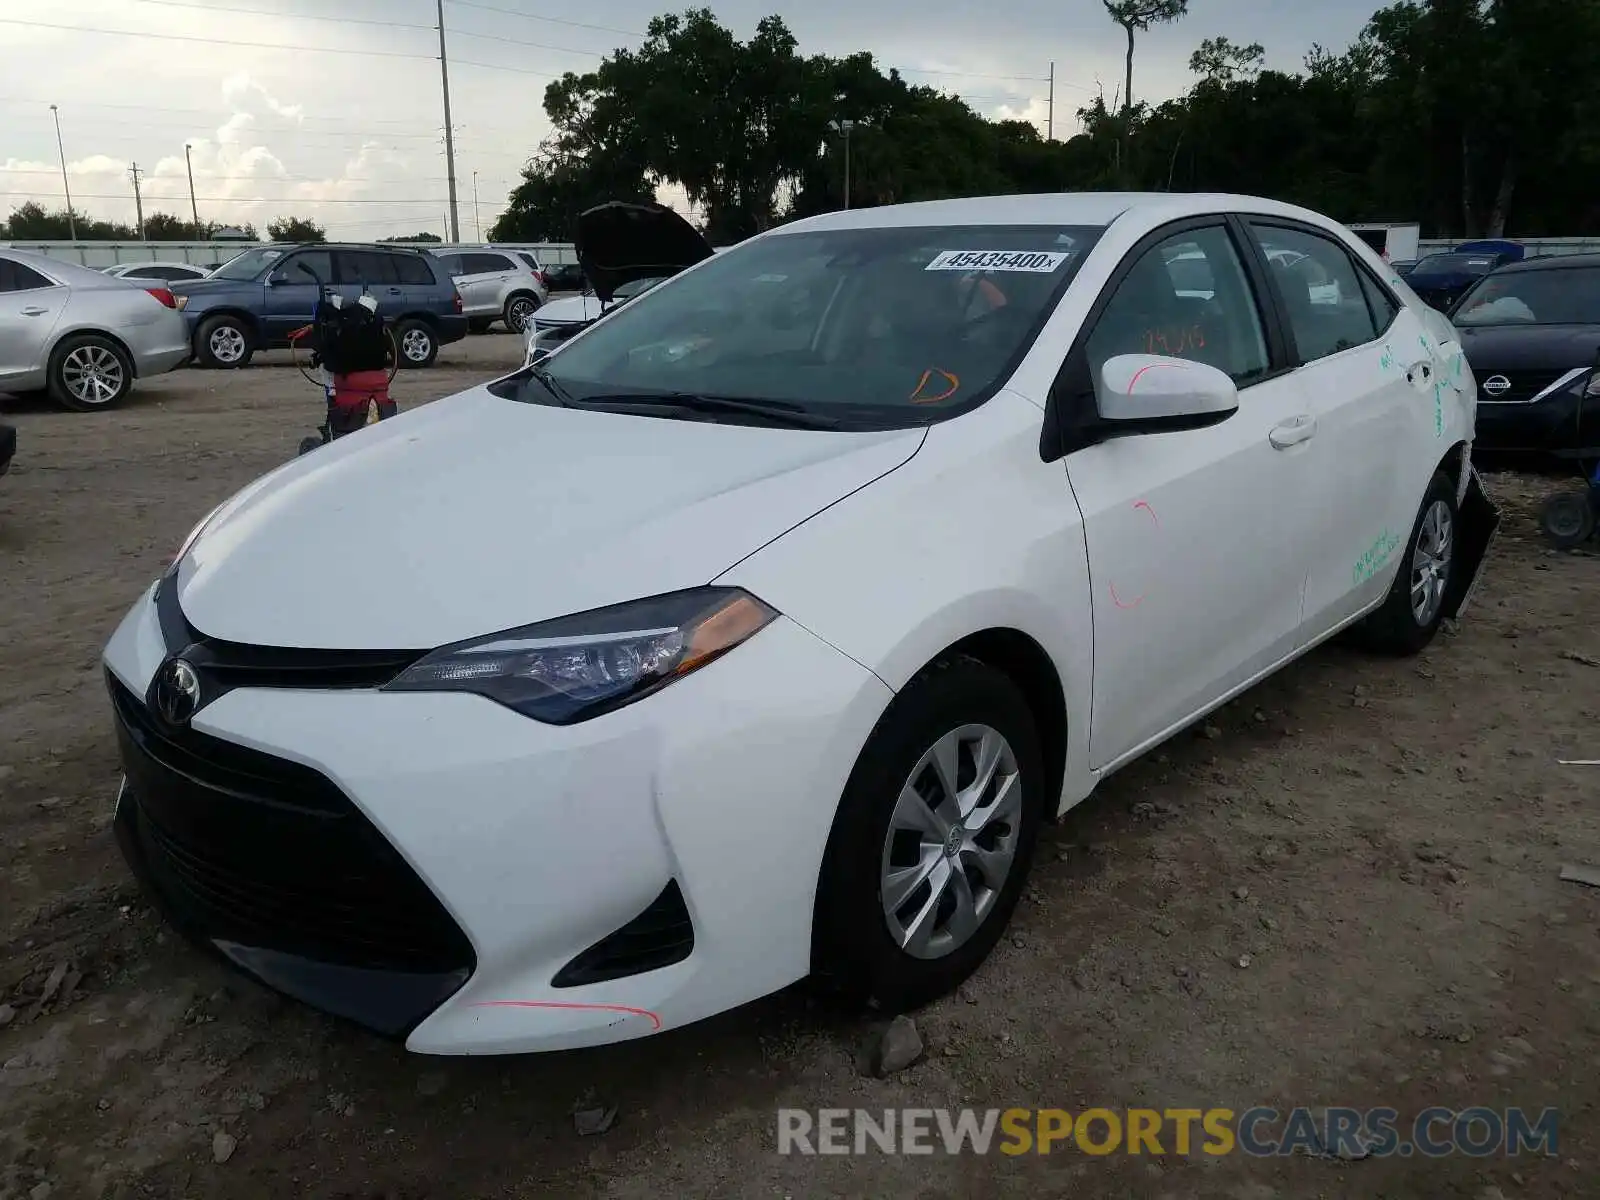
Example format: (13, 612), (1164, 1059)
(445, 0), (643, 39)
(895, 65), (1051, 83)
(125, 0), (435, 30)
(0, 18), (557, 76)
(1, 166), (515, 184)
(0, 96), (436, 129)
(0, 190), (456, 205)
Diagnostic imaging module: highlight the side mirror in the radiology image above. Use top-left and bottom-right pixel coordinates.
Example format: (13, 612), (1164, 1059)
(1097, 354), (1238, 430)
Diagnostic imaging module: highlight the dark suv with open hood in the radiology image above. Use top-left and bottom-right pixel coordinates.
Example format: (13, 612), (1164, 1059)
(1452, 253), (1600, 457)
(525, 201), (714, 362)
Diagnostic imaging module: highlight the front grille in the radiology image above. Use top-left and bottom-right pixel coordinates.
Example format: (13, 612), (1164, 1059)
(154, 571), (422, 697)
(552, 881), (694, 987)
(111, 674), (475, 976)
(1479, 369), (1571, 404)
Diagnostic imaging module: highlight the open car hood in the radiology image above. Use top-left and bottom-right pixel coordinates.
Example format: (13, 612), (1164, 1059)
(575, 200), (714, 303)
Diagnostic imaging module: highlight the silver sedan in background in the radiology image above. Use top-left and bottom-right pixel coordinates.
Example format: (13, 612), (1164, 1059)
(0, 249), (191, 411)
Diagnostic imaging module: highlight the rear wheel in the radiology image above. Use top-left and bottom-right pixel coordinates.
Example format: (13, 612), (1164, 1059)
(813, 655), (1043, 1012)
(48, 334), (133, 411)
(1358, 470), (1457, 655)
(394, 320), (438, 368)
(503, 292), (540, 333)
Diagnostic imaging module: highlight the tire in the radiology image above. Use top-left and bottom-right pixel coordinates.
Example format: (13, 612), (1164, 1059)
(195, 314), (254, 369)
(813, 654), (1044, 1013)
(394, 320), (438, 368)
(1538, 488), (1596, 549)
(1358, 470), (1458, 655)
(47, 334), (134, 412)
(503, 292), (540, 333)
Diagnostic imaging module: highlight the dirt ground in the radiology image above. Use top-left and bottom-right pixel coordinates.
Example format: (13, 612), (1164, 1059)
(1, 334), (1598, 1199)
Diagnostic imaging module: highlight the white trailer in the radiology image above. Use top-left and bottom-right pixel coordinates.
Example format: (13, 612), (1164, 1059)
(1347, 222), (1422, 263)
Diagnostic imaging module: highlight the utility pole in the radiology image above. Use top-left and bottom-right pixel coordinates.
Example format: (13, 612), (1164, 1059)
(436, 0), (460, 242)
(130, 162), (146, 241)
(48, 104), (77, 240)
(472, 170), (481, 241)
(184, 143), (201, 237)
(1047, 62), (1055, 140)
(829, 119), (856, 210)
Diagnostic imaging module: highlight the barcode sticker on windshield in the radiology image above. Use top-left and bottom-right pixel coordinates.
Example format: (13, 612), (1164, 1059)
(925, 250), (1069, 273)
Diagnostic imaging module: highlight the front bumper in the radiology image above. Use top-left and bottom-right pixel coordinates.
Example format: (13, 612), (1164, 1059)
(1474, 389), (1590, 454)
(102, 577), (892, 1053)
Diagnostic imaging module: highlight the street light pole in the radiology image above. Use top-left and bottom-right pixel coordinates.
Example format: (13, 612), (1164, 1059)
(828, 118), (856, 210)
(184, 143), (201, 237)
(472, 170), (481, 241)
(48, 104), (77, 240)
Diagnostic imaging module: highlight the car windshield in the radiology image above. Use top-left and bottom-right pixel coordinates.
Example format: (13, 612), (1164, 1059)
(1452, 266), (1600, 326)
(1412, 253), (1497, 277)
(516, 224), (1101, 428)
(209, 247), (284, 280)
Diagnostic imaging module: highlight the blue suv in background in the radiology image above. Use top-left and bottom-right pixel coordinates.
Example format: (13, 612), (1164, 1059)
(170, 243), (469, 369)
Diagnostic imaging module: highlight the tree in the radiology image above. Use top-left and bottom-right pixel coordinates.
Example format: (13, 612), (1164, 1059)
(378, 231), (442, 242)
(2, 201), (137, 240)
(1102, 0), (1189, 177)
(267, 216), (326, 243)
(142, 212), (192, 241)
(1189, 36), (1265, 86)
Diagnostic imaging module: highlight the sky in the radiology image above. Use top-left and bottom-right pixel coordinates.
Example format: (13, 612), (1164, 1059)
(0, 0), (1382, 242)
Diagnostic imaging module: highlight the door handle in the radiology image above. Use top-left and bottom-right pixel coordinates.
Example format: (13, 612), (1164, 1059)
(20, 306), (48, 316)
(1269, 414), (1317, 449)
(386, 287), (402, 295)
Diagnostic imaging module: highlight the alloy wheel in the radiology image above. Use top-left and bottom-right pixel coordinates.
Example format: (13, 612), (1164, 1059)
(1410, 499), (1454, 626)
(401, 328), (433, 362)
(879, 723), (1023, 961)
(209, 325), (246, 365)
(61, 343), (125, 405)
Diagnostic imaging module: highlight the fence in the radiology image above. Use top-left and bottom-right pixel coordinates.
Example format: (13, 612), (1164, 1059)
(0, 240), (580, 269)
(1415, 237), (1600, 259)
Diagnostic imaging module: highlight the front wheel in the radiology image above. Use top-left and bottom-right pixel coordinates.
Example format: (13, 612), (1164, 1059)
(195, 314), (254, 369)
(394, 320), (438, 369)
(813, 655), (1044, 1012)
(1358, 470), (1458, 655)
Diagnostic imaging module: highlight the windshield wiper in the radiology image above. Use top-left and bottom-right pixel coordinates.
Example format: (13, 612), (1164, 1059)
(527, 367), (575, 407)
(570, 391), (840, 429)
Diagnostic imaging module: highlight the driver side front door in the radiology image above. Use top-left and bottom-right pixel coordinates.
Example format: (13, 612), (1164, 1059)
(1060, 219), (1322, 768)
(262, 249), (332, 344)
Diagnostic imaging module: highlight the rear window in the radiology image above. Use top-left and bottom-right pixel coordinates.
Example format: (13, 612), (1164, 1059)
(1413, 253), (1497, 276)
(1453, 266), (1600, 326)
(393, 254), (436, 285)
(516, 252), (540, 270)
(528, 223), (1103, 428)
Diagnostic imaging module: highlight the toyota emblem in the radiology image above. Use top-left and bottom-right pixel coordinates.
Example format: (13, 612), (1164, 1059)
(154, 657), (202, 726)
(1482, 375), (1511, 396)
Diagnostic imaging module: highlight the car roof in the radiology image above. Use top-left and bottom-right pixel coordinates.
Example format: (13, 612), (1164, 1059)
(773, 192), (1351, 235)
(1496, 252), (1600, 274)
(1, 247), (130, 285)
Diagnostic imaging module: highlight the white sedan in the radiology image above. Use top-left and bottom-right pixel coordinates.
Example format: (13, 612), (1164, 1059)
(103, 192), (1496, 1055)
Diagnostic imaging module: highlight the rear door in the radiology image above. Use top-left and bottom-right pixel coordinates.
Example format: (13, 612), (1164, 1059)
(334, 249), (403, 316)
(391, 251), (444, 314)
(1244, 220), (1437, 637)
(0, 256), (68, 383)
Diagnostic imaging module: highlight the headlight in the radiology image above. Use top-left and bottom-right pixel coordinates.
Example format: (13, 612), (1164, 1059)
(384, 587), (778, 724)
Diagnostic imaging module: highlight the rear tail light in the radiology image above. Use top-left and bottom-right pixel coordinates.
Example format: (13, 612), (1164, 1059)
(145, 286), (177, 308)
(452, 291), (463, 313)
(534, 270), (547, 287)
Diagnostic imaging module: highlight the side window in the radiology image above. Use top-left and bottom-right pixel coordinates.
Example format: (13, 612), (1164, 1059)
(337, 250), (399, 287)
(1357, 270), (1400, 332)
(466, 252), (511, 274)
(1084, 225), (1269, 387)
(0, 259), (56, 292)
(1251, 224), (1379, 362)
(278, 250), (333, 284)
(516, 252), (539, 270)
(394, 254), (436, 285)
(436, 254), (462, 276)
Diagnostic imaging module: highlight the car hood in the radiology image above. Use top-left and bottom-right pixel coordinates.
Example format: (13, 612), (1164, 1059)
(1457, 323), (1600, 371)
(575, 200), (714, 303)
(532, 294), (603, 325)
(174, 384), (925, 649)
